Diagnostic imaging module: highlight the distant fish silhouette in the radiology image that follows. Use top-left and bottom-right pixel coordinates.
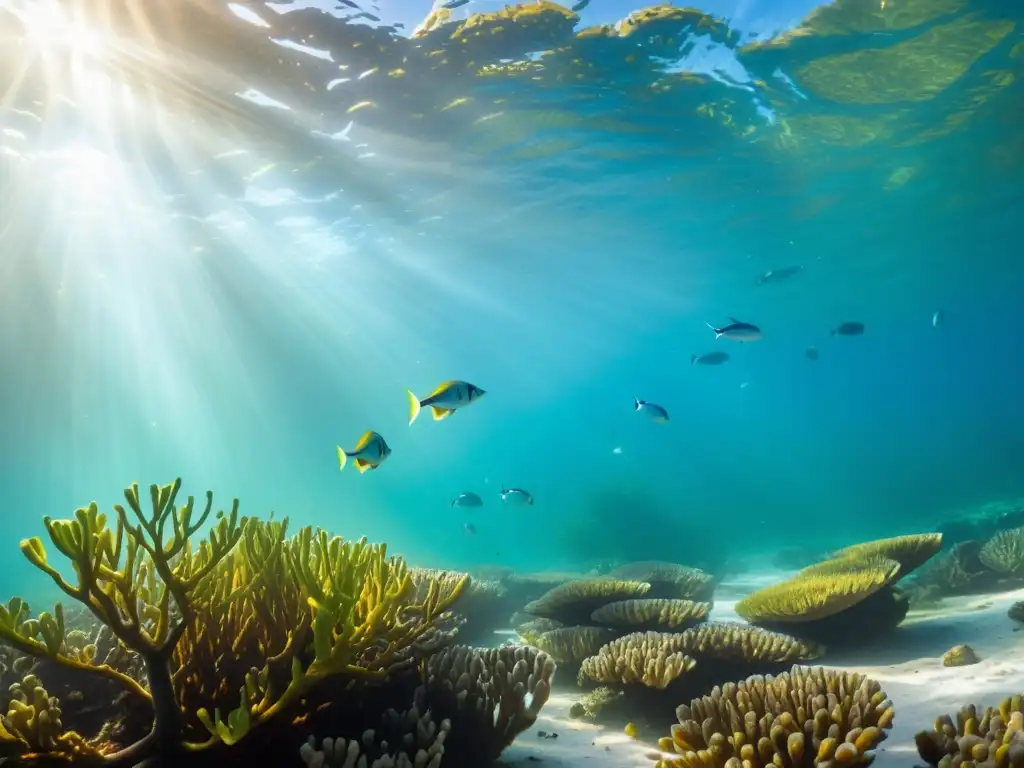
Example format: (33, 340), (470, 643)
(755, 265), (803, 286)
(452, 492), (483, 509)
(805, 345), (819, 361)
(691, 351), (730, 365)
(441, 0), (470, 8)
(571, 0), (591, 10)
(705, 318), (763, 342)
(501, 487), (534, 506)
(831, 321), (864, 336)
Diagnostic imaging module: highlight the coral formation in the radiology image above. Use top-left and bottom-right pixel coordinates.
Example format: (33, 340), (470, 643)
(736, 533), (941, 646)
(578, 631), (696, 689)
(421, 645), (555, 765)
(591, 599), (710, 632)
(652, 666), (894, 768)
(609, 562), (717, 602)
(0, 479), (547, 767)
(912, 541), (998, 597)
(1009, 602), (1024, 623)
(523, 578), (651, 624)
(942, 645), (980, 667)
(529, 626), (617, 665)
(980, 527), (1024, 577)
(568, 686), (623, 720)
(915, 694), (1024, 767)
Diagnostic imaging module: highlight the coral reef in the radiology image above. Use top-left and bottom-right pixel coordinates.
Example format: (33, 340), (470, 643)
(911, 541), (999, 597)
(0, 479), (547, 767)
(522, 578), (651, 624)
(411, 568), (511, 646)
(1009, 602), (1024, 623)
(652, 666), (894, 768)
(528, 626), (617, 665)
(915, 694), (1024, 767)
(568, 686), (623, 720)
(578, 631), (696, 689)
(609, 562), (717, 602)
(736, 533), (941, 646)
(980, 527), (1024, 577)
(590, 599), (710, 632)
(937, 499), (1024, 547)
(942, 645), (980, 667)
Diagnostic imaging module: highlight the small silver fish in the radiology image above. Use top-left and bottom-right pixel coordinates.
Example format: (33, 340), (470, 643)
(462, 522), (478, 535)
(407, 380), (486, 425)
(755, 265), (802, 286)
(452, 492), (483, 509)
(337, 431), (391, 474)
(932, 310), (943, 328)
(691, 351), (730, 365)
(705, 318), (763, 342)
(634, 398), (669, 423)
(501, 487), (534, 506)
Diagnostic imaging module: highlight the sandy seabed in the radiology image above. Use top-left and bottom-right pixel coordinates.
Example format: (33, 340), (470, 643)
(500, 576), (1024, 768)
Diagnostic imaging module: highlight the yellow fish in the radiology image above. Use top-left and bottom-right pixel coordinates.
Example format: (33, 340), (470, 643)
(624, 722), (637, 739)
(336, 431), (391, 474)
(407, 380), (486, 425)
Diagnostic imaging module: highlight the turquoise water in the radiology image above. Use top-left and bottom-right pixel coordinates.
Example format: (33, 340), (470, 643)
(1, 0), (1022, 604)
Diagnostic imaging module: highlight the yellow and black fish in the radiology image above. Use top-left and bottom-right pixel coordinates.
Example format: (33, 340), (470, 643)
(407, 380), (486, 425)
(336, 431), (391, 474)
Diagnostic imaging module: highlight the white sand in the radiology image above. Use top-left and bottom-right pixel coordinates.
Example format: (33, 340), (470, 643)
(501, 584), (1024, 768)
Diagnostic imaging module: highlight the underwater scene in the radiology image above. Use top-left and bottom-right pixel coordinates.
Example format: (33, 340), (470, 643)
(1, 0), (1023, 765)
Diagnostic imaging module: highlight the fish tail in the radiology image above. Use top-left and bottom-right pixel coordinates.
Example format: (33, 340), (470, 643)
(336, 446), (348, 472)
(704, 321), (720, 338)
(406, 389), (422, 425)
(634, 398), (642, 410)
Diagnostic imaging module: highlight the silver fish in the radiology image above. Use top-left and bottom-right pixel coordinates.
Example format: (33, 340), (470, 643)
(705, 318), (763, 342)
(501, 487), (534, 506)
(691, 351), (730, 365)
(634, 398), (669, 423)
(932, 310), (943, 328)
(755, 265), (802, 286)
(407, 379), (486, 425)
(336, 431), (391, 474)
(452, 492), (483, 509)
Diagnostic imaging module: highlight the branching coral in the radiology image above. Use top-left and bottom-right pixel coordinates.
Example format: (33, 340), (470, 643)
(523, 578), (651, 624)
(980, 527), (1024, 577)
(0, 479), (469, 767)
(421, 645), (555, 764)
(578, 631), (696, 689)
(591, 599), (710, 631)
(652, 666), (894, 768)
(915, 694), (1024, 767)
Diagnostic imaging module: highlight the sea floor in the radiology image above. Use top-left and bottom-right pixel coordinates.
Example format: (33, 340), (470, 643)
(500, 576), (1024, 768)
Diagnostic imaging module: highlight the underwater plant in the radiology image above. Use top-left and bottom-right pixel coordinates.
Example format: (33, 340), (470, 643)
(0, 479), (558, 767)
(980, 527), (1024, 578)
(650, 666), (894, 768)
(915, 694), (1024, 767)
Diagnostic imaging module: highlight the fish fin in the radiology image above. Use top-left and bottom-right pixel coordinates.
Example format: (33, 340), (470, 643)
(431, 406), (455, 421)
(690, 355), (697, 364)
(355, 459), (375, 474)
(429, 380), (460, 397)
(354, 431), (374, 450)
(634, 398), (643, 410)
(729, 316), (741, 323)
(336, 446), (348, 472)
(406, 389), (422, 425)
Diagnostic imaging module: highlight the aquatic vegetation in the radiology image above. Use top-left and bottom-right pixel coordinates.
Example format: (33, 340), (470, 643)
(915, 694), (1024, 767)
(530, 626), (617, 665)
(942, 644), (980, 667)
(578, 631), (697, 689)
(608, 562), (717, 602)
(590, 599), (711, 632)
(512, 615), (563, 638)
(651, 666), (894, 768)
(0, 479), (555, 767)
(411, 568), (511, 646)
(736, 534), (942, 645)
(980, 527), (1024, 577)
(568, 686), (623, 720)
(523, 578), (651, 624)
